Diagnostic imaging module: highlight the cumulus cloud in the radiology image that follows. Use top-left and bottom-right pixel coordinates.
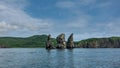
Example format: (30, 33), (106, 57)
(0, 0), (52, 33)
(0, 21), (18, 32)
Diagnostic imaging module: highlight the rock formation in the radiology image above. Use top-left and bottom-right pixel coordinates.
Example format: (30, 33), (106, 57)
(67, 33), (74, 48)
(56, 33), (66, 49)
(46, 34), (54, 49)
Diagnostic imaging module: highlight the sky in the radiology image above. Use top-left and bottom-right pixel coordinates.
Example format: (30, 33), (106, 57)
(0, 0), (120, 41)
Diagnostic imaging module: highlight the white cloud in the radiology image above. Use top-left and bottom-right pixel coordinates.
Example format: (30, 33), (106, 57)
(0, 0), (53, 33)
(0, 0), (119, 40)
(0, 21), (18, 32)
(0, 0), (28, 9)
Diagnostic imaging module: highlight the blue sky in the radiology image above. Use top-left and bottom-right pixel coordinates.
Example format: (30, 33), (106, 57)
(0, 0), (120, 41)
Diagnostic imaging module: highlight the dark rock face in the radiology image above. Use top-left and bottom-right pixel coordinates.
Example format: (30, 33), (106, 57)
(67, 33), (74, 48)
(56, 33), (66, 49)
(46, 34), (55, 49)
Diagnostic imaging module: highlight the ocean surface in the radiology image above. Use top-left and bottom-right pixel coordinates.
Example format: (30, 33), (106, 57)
(0, 48), (120, 68)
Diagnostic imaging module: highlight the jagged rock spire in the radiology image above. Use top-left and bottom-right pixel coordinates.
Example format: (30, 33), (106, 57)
(56, 33), (66, 49)
(67, 33), (74, 48)
(46, 34), (54, 49)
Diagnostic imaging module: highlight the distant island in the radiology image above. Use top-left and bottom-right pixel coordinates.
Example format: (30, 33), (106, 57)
(0, 34), (120, 48)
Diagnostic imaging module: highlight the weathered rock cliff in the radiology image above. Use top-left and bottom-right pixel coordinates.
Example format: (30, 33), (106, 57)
(67, 33), (74, 48)
(56, 33), (66, 49)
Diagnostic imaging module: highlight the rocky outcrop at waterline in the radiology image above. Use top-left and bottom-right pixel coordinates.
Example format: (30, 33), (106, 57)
(67, 33), (74, 48)
(45, 34), (120, 49)
(56, 33), (66, 49)
(46, 34), (55, 49)
(45, 33), (75, 49)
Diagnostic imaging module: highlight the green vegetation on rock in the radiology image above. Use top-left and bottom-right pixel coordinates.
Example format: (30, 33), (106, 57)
(75, 37), (120, 48)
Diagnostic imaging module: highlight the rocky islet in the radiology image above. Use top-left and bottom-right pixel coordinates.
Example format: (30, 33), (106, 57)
(46, 33), (74, 49)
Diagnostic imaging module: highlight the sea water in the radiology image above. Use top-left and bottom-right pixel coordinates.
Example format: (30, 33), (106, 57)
(0, 48), (120, 68)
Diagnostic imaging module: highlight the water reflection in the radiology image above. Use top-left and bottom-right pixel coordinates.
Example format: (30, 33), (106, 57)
(46, 49), (75, 68)
(66, 49), (75, 68)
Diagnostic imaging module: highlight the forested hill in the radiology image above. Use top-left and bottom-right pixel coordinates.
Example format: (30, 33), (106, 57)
(75, 37), (120, 48)
(0, 35), (56, 48)
(0, 35), (120, 48)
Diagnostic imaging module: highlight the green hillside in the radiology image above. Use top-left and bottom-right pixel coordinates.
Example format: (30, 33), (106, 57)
(0, 35), (57, 48)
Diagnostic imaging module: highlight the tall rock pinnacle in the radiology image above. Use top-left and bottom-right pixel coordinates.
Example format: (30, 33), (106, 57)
(46, 34), (54, 49)
(56, 33), (66, 49)
(67, 33), (74, 48)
